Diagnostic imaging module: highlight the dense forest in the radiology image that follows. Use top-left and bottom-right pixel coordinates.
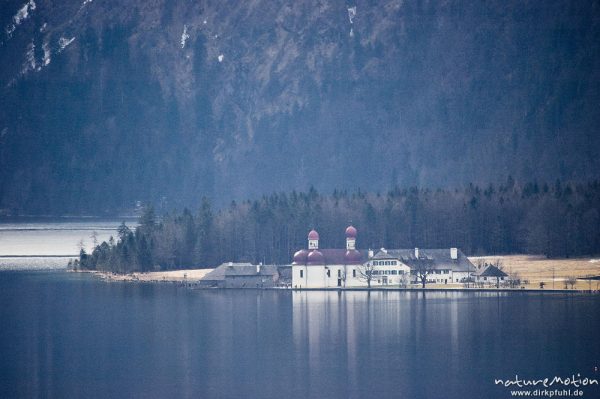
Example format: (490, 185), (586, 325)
(75, 180), (600, 273)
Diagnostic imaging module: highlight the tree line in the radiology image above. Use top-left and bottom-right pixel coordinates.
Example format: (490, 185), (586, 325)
(73, 179), (600, 273)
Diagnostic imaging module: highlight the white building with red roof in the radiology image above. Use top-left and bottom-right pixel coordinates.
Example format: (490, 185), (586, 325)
(292, 226), (410, 288)
(291, 226), (476, 289)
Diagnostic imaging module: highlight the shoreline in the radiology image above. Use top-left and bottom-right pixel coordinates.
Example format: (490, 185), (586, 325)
(74, 268), (214, 283)
(287, 287), (587, 293)
(72, 269), (598, 293)
(70, 254), (600, 291)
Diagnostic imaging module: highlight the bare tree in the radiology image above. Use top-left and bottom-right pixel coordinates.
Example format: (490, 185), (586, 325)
(339, 267), (348, 288)
(356, 262), (375, 288)
(493, 259), (504, 288)
(476, 258), (486, 270)
(565, 276), (577, 289)
(494, 259), (504, 270)
(90, 231), (99, 248)
(412, 259), (435, 289)
(398, 273), (409, 288)
(463, 276), (476, 288)
(508, 272), (521, 288)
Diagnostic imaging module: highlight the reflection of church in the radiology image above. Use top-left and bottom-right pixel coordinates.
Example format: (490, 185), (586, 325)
(291, 226), (476, 288)
(291, 290), (463, 398)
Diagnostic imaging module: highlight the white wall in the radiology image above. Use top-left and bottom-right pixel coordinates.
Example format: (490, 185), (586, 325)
(474, 275), (505, 284)
(292, 264), (412, 288)
(410, 270), (473, 284)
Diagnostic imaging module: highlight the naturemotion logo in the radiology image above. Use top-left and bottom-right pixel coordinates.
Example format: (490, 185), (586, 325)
(494, 374), (598, 398)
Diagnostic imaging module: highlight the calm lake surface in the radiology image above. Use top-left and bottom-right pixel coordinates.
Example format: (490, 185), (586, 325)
(1, 221), (599, 398)
(1, 272), (599, 399)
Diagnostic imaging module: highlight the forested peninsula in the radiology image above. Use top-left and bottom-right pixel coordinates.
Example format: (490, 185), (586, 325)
(73, 180), (600, 274)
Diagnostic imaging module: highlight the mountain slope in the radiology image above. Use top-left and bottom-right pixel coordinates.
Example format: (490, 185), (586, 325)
(1, 0), (599, 213)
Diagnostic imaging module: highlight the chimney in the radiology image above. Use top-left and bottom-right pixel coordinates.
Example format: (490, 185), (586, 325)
(368, 249), (374, 258)
(414, 248), (419, 258)
(450, 248), (458, 260)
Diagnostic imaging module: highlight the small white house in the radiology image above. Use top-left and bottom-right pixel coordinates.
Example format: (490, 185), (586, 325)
(474, 264), (508, 287)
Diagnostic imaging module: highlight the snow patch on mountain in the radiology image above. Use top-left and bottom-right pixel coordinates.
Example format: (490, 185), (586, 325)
(23, 40), (36, 73)
(21, 38), (51, 74)
(14, 0), (36, 25)
(6, 0), (37, 37)
(347, 6), (356, 36)
(348, 6), (356, 24)
(58, 37), (75, 52)
(42, 42), (51, 66)
(181, 25), (189, 48)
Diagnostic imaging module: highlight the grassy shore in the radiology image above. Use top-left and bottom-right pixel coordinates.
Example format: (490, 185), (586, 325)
(91, 269), (214, 283)
(469, 255), (600, 290)
(84, 255), (600, 291)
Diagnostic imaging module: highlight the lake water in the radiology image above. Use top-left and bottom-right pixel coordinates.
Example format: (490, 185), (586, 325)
(1, 272), (599, 399)
(1, 221), (599, 398)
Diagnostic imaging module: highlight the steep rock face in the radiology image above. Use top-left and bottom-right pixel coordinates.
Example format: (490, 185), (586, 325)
(1, 0), (599, 213)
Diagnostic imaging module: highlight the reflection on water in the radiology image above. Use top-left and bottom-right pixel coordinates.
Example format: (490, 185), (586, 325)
(1, 274), (599, 399)
(292, 291), (467, 398)
(291, 290), (600, 399)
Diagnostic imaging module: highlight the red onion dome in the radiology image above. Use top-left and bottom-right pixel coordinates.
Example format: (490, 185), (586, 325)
(307, 250), (324, 265)
(308, 229), (319, 240)
(345, 225), (357, 238)
(345, 249), (362, 264)
(292, 249), (309, 264)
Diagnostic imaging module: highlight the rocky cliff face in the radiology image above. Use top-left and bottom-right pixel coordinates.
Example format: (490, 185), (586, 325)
(1, 0), (599, 213)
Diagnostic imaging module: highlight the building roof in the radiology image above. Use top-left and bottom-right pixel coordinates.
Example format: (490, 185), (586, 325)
(294, 249), (369, 266)
(308, 230), (319, 240)
(201, 263), (278, 281)
(307, 249), (324, 265)
(475, 264), (508, 278)
(345, 225), (357, 238)
(225, 265), (278, 277)
(372, 248), (476, 273)
(293, 249), (309, 264)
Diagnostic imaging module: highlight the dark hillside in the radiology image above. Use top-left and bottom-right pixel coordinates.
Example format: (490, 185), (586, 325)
(1, 0), (599, 213)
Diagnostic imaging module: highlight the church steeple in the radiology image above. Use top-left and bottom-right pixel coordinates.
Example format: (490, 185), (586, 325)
(308, 229), (319, 249)
(345, 225), (357, 250)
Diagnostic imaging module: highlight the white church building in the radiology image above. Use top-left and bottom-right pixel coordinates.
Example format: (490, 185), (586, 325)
(291, 226), (476, 289)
